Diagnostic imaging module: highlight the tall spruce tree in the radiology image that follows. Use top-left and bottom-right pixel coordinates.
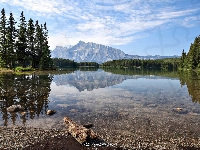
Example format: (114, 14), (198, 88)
(181, 36), (200, 70)
(39, 22), (52, 69)
(16, 11), (27, 67)
(180, 49), (186, 68)
(188, 38), (198, 69)
(0, 8), (7, 67)
(33, 20), (43, 68)
(27, 18), (35, 67)
(6, 12), (17, 68)
(195, 36), (200, 68)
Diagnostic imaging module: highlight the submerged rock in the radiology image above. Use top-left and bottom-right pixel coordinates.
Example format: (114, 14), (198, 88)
(69, 109), (77, 113)
(172, 108), (188, 114)
(19, 111), (26, 116)
(7, 105), (25, 112)
(46, 110), (56, 115)
(147, 104), (157, 107)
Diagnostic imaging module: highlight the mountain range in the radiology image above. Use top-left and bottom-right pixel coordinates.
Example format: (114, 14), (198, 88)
(51, 41), (180, 63)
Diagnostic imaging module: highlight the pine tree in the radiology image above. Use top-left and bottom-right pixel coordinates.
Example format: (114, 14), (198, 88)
(27, 18), (35, 67)
(0, 8), (7, 67)
(180, 49), (186, 68)
(16, 11), (27, 67)
(195, 36), (200, 68)
(39, 22), (52, 69)
(33, 20), (43, 68)
(188, 38), (198, 69)
(182, 36), (200, 70)
(6, 12), (17, 68)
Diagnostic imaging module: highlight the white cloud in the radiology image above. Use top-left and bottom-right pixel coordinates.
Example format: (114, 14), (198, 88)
(157, 9), (199, 20)
(1, 0), (200, 49)
(77, 20), (105, 31)
(180, 16), (200, 27)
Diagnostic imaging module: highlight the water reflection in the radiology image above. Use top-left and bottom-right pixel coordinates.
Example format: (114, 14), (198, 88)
(53, 69), (176, 92)
(179, 71), (200, 104)
(102, 68), (179, 78)
(0, 73), (53, 125)
(0, 69), (200, 127)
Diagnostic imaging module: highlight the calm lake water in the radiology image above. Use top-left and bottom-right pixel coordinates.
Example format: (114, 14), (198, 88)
(0, 69), (200, 148)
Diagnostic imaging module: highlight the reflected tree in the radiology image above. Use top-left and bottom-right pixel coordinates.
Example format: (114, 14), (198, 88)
(0, 73), (53, 125)
(179, 71), (200, 104)
(0, 74), (16, 125)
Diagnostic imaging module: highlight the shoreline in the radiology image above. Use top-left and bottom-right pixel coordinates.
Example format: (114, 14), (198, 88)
(0, 126), (121, 150)
(0, 125), (200, 150)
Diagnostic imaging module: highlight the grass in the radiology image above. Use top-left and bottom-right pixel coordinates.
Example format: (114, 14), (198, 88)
(15, 66), (35, 72)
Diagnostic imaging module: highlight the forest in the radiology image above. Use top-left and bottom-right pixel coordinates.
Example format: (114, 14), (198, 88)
(100, 58), (180, 70)
(100, 35), (200, 71)
(0, 8), (52, 70)
(52, 58), (99, 68)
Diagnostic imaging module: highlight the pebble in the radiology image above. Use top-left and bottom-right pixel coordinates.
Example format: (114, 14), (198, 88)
(0, 126), (68, 149)
(19, 111), (26, 116)
(147, 104), (157, 107)
(46, 110), (56, 115)
(70, 109), (77, 113)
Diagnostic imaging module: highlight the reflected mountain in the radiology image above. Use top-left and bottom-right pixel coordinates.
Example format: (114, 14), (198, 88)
(53, 69), (177, 92)
(0, 73), (53, 126)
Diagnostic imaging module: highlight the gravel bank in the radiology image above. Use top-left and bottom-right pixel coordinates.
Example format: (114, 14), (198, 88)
(0, 126), (121, 150)
(1, 125), (200, 150)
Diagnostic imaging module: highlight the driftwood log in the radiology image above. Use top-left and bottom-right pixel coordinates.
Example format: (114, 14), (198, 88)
(63, 117), (98, 144)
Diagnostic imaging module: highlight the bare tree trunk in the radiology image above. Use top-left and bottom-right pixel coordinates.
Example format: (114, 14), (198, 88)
(63, 117), (98, 144)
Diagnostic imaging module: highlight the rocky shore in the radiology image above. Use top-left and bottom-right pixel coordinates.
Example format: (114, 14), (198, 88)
(0, 126), (121, 150)
(1, 125), (200, 150)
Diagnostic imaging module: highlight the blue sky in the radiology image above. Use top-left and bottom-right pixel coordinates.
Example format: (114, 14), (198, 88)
(1, 0), (200, 56)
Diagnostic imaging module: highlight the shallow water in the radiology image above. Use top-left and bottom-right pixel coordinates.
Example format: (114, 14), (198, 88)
(0, 69), (200, 148)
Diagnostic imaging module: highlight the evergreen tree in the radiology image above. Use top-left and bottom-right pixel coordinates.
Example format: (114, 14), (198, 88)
(195, 36), (200, 68)
(27, 18), (35, 67)
(180, 49), (186, 68)
(185, 37), (200, 69)
(33, 20), (43, 68)
(6, 12), (17, 68)
(39, 22), (52, 69)
(0, 9), (53, 70)
(179, 35), (200, 70)
(0, 8), (7, 67)
(16, 11), (27, 67)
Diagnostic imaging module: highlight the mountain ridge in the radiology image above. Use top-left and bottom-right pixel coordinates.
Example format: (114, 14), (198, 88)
(51, 41), (180, 63)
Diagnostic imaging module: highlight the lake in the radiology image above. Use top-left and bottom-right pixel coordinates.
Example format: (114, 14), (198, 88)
(0, 69), (200, 148)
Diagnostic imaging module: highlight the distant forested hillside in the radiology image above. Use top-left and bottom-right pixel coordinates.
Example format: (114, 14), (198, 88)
(101, 58), (180, 70)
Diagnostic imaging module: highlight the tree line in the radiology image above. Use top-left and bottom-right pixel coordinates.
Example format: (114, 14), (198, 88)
(52, 58), (99, 68)
(0, 8), (52, 70)
(101, 58), (179, 70)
